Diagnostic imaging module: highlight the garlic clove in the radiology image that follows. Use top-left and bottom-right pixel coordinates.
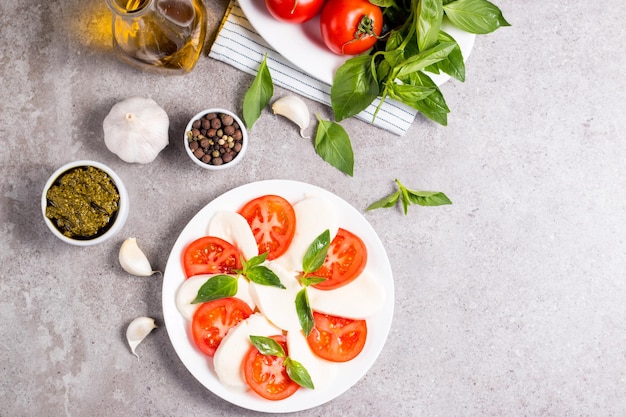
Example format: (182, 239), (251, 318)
(272, 95), (311, 138)
(126, 317), (157, 358)
(119, 237), (155, 276)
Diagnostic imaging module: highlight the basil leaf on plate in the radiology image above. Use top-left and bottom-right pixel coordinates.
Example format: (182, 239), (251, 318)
(300, 276), (327, 287)
(302, 229), (331, 274)
(249, 335), (285, 357)
(191, 274), (238, 304)
(295, 288), (314, 337)
(285, 357), (315, 389)
(246, 265), (286, 289)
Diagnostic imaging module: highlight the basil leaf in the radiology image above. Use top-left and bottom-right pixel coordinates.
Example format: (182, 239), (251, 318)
(431, 30), (465, 82)
(369, 0), (395, 7)
(295, 288), (314, 336)
(302, 229), (330, 274)
(387, 83), (437, 106)
(243, 252), (268, 271)
(249, 335), (285, 357)
(416, 0), (444, 51)
(314, 117), (354, 176)
(191, 274), (238, 304)
(443, 0), (511, 34)
(300, 276), (327, 287)
(243, 54), (273, 130)
(396, 41), (456, 78)
(366, 190), (401, 211)
(285, 357), (315, 389)
(405, 72), (449, 125)
(407, 190), (453, 206)
(331, 54), (379, 121)
(246, 265), (286, 289)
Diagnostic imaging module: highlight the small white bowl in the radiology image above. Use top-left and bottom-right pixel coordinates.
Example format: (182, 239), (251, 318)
(41, 160), (129, 246)
(184, 108), (248, 170)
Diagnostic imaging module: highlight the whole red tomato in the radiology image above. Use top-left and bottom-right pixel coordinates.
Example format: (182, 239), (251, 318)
(265, 0), (325, 23)
(320, 0), (383, 55)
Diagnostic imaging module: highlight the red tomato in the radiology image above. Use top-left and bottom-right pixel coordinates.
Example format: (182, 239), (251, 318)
(243, 335), (300, 400)
(191, 297), (253, 357)
(238, 195), (296, 260)
(265, 0), (325, 23)
(319, 0), (383, 55)
(183, 236), (242, 278)
(307, 312), (367, 362)
(312, 228), (367, 290)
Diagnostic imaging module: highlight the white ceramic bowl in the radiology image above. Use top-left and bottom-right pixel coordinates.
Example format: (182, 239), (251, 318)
(184, 108), (248, 170)
(41, 160), (129, 246)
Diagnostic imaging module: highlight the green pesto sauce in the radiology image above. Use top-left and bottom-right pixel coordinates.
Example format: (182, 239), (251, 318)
(45, 166), (120, 239)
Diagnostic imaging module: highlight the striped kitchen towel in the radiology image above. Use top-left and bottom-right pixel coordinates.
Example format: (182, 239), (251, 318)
(208, 0), (418, 136)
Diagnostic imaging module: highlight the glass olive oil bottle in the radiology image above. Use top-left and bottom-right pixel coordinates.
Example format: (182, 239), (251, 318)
(105, 0), (207, 74)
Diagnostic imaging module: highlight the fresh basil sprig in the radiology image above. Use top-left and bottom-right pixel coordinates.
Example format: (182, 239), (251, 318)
(249, 336), (315, 389)
(191, 274), (238, 304)
(294, 230), (330, 336)
(367, 179), (452, 215)
(236, 252), (286, 289)
(243, 54), (273, 130)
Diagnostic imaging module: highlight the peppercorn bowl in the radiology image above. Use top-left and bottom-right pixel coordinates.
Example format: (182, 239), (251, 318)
(41, 160), (129, 246)
(184, 108), (248, 170)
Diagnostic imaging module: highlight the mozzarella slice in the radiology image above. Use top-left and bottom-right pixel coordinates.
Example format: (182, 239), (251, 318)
(175, 274), (255, 321)
(307, 270), (385, 319)
(275, 195), (339, 271)
(213, 313), (281, 390)
(207, 210), (258, 260)
(286, 330), (337, 389)
(248, 261), (302, 331)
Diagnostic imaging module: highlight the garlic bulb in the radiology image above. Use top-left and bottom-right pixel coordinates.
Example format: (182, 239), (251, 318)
(126, 317), (157, 358)
(103, 97), (169, 164)
(272, 95), (310, 138)
(119, 237), (155, 276)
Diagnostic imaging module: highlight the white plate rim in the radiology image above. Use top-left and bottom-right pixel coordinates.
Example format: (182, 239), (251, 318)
(162, 179), (395, 413)
(237, 0), (477, 86)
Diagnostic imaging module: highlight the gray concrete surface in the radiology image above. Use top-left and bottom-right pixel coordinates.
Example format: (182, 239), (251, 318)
(1, 0), (625, 416)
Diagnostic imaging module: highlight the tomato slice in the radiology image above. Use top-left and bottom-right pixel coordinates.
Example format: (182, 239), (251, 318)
(238, 195), (296, 260)
(191, 297), (253, 357)
(307, 312), (367, 362)
(183, 236), (241, 278)
(312, 228), (367, 290)
(243, 335), (300, 400)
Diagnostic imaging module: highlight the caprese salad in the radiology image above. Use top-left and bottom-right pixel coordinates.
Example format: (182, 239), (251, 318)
(174, 192), (385, 401)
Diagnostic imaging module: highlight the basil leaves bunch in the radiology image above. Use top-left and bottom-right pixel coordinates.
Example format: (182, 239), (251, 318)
(331, 0), (510, 125)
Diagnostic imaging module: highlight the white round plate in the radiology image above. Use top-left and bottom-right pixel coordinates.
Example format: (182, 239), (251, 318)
(238, 0), (476, 85)
(162, 179), (395, 413)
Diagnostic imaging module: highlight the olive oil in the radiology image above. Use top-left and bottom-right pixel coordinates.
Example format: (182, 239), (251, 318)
(106, 0), (207, 73)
